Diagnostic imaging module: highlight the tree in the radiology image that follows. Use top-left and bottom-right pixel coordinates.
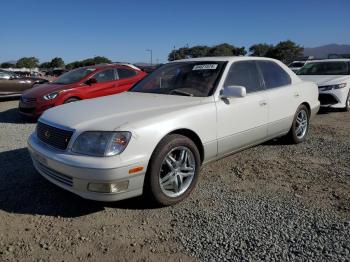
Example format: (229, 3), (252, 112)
(66, 61), (83, 70)
(249, 43), (273, 57)
(208, 43), (246, 57)
(190, 45), (210, 58)
(66, 56), (112, 69)
(168, 47), (191, 61)
(92, 56), (111, 64)
(50, 57), (65, 68)
(0, 62), (15, 68)
(168, 43), (246, 61)
(16, 57), (39, 68)
(268, 40), (304, 64)
(39, 62), (51, 69)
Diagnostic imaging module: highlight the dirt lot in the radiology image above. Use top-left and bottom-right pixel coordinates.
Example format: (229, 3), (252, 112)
(0, 99), (349, 261)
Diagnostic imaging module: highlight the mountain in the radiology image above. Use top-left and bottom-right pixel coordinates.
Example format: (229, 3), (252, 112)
(304, 44), (350, 58)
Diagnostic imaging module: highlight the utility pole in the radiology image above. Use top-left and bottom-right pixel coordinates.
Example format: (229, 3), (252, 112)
(146, 49), (153, 65)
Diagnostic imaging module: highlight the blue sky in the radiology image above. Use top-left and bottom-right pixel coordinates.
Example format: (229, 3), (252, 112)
(1, 0), (349, 64)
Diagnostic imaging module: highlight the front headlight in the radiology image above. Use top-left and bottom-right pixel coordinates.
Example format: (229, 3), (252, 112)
(319, 83), (347, 91)
(72, 131), (131, 157)
(43, 91), (59, 100)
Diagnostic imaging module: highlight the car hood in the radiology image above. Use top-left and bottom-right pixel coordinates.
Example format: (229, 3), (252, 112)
(298, 75), (349, 86)
(40, 92), (208, 131)
(22, 82), (76, 98)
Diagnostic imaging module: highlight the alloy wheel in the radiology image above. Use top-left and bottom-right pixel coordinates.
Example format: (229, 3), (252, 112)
(295, 109), (308, 139)
(159, 146), (196, 198)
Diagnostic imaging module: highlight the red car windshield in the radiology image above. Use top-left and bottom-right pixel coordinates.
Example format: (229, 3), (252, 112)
(53, 68), (96, 84)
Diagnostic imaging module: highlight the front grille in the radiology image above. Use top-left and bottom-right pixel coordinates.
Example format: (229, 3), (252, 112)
(21, 96), (37, 103)
(37, 122), (73, 150)
(319, 94), (338, 105)
(34, 160), (73, 187)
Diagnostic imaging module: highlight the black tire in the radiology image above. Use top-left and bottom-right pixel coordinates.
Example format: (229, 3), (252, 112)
(285, 104), (310, 144)
(64, 97), (80, 104)
(144, 134), (201, 206)
(342, 91), (350, 112)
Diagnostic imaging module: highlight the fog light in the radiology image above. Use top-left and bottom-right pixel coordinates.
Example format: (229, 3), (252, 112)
(88, 181), (129, 193)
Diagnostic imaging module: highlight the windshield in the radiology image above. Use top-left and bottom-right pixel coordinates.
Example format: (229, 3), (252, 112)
(129, 61), (226, 97)
(297, 62), (349, 75)
(53, 68), (96, 84)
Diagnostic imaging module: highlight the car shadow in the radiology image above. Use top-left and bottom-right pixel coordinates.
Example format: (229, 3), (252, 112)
(0, 107), (36, 124)
(262, 137), (290, 146)
(317, 107), (344, 115)
(0, 97), (20, 102)
(0, 148), (154, 218)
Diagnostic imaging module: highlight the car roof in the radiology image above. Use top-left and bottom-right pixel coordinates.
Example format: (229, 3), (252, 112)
(171, 56), (280, 63)
(81, 63), (141, 71)
(306, 59), (350, 63)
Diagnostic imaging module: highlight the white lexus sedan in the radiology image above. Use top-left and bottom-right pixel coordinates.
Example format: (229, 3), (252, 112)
(297, 59), (350, 111)
(27, 57), (320, 206)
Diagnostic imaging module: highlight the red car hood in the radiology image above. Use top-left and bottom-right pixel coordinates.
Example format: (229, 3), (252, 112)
(22, 82), (77, 98)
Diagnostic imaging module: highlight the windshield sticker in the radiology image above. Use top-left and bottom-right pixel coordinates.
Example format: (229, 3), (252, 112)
(192, 64), (218, 70)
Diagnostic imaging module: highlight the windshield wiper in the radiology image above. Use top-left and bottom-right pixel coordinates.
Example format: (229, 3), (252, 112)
(170, 89), (193, 97)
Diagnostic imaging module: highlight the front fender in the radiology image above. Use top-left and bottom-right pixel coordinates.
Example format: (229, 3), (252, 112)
(118, 102), (218, 165)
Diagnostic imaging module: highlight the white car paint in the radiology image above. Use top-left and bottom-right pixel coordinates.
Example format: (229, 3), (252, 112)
(298, 59), (350, 108)
(27, 57), (320, 202)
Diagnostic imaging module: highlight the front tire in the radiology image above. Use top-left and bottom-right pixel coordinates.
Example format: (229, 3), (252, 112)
(144, 134), (201, 206)
(285, 104), (309, 144)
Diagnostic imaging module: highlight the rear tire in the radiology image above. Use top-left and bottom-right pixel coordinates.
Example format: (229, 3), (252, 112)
(144, 134), (201, 206)
(64, 97), (80, 104)
(285, 104), (309, 144)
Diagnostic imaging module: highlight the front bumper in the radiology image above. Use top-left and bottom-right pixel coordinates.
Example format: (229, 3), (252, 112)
(18, 100), (54, 118)
(318, 87), (349, 108)
(27, 134), (147, 202)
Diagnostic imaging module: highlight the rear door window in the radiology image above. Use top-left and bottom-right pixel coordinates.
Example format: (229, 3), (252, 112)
(224, 61), (263, 93)
(93, 69), (116, 83)
(257, 61), (291, 89)
(118, 68), (137, 79)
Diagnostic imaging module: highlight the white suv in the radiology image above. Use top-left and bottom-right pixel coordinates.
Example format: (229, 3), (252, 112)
(298, 59), (350, 111)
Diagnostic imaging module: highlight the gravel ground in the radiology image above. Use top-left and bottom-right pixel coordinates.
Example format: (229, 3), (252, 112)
(0, 99), (349, 261)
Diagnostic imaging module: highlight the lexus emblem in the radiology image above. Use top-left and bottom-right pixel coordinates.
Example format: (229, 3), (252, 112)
(44, 130), (50, 139)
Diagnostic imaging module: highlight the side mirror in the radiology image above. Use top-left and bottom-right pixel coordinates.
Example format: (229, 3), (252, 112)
(85, 78), (97, 85)
(220, 85), (246, 98)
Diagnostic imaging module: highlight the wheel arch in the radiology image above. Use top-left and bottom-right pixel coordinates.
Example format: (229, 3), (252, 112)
(64, 96), (81, 103)
(300, 101), (311, 116)
(165, 128), (205, 164)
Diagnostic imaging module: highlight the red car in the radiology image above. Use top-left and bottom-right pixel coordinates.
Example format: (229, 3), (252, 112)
(19, 64), (147, 118)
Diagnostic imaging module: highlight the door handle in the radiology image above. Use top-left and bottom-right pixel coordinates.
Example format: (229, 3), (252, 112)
(294, 92), (300, 98)
(259, 100), (267, 106)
